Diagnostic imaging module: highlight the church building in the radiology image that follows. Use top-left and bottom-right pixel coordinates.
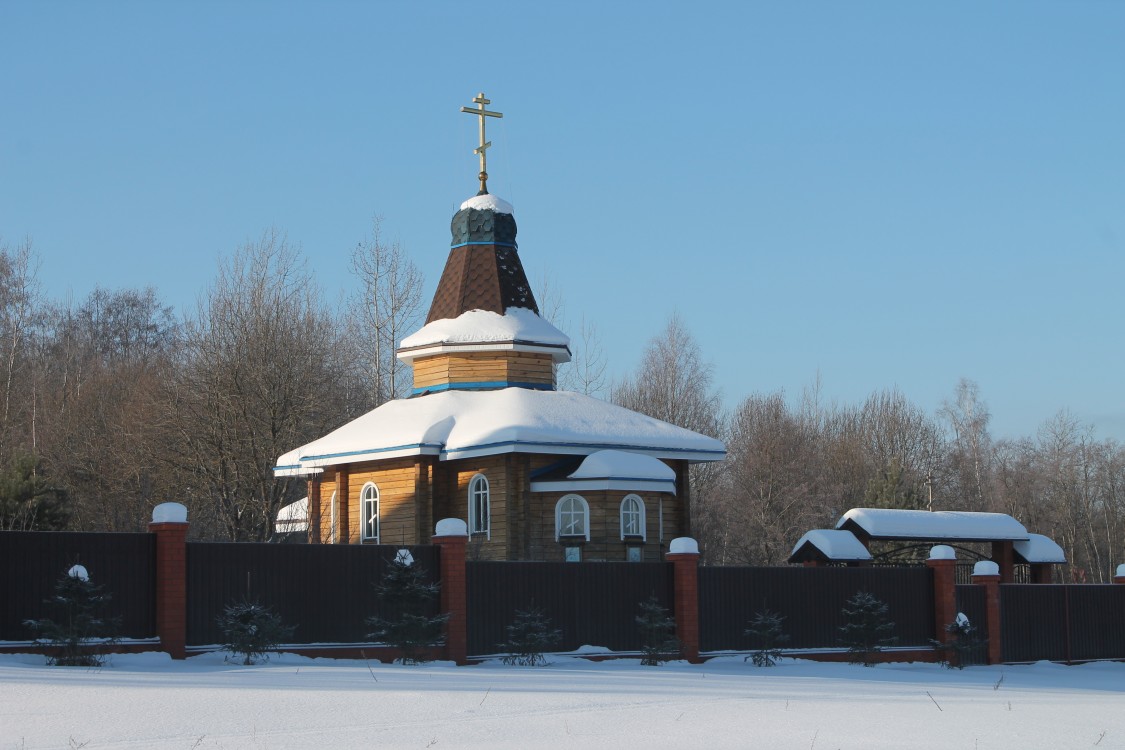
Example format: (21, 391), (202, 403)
(273, 94), (725, 561)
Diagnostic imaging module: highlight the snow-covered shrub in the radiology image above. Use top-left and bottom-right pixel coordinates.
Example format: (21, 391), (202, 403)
(744, 608), (790, 667)
(636, 595), (680, 666)
(931, 612), (987, 669)
(366, 549), (449, 664)
(217, 600), (294, 665)
(838, 591), (897, 667)
(497, 604), (562, 666)
(24, 564), (121, 667)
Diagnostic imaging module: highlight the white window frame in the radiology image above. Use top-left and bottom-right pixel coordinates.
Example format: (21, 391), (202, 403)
(361, 482), (380, 543)
(620, 494), (646, 541)
(555, 494), (590, 541)
(468, 473), (490, 539)
(329, 490), (339, 544)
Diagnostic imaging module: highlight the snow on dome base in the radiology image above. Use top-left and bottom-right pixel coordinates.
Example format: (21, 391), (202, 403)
(460, 193), (514, 214)
(399, 308), (570, 356)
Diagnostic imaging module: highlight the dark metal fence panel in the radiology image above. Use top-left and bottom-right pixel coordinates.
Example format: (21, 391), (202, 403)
(954, 585), (986, 632)
(1000, 585), (1067, 662)
(1001, 584), (1125, 663)
(185, 543), (439, 646)
(466, 561), (672, 656)
(699, 566), (934, 652)
(0, 531), (155, 640)
(1068, 585), (1125, 661)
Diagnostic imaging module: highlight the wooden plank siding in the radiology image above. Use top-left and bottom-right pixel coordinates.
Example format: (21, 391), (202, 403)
(309, 451), (688, 562)
(345, 459), (421, 546)
(412, 352), (555, 390)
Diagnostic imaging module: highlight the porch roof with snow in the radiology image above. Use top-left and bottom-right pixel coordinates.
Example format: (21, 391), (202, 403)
(274, 389), (726, 476)
(529, 449), (678, 494)
(1013, 533), (1067, 564)
(788, 529), (873, 564)
(835, 508), (1030, 543)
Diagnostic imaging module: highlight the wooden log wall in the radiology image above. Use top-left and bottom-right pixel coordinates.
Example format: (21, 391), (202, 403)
(412, 351), (555, 390)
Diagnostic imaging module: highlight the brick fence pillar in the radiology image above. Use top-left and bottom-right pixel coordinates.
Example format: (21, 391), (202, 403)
(926, 545), (958, 651)
(432, 518), (469, 665)
(972, 560), (1003, 665)
(666, 537), (702, 664)
(1114, 564), (1125, 585)
(149, 503), (189, 660)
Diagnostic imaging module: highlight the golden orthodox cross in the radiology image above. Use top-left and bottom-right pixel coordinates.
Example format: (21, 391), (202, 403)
(460, 92), (503, 194)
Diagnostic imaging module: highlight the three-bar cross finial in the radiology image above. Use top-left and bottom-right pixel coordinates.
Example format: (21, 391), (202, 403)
(460, 92), (503, 195)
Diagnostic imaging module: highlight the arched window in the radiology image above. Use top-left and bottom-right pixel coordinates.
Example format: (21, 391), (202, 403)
(468, 474), (490, 538)
(555, 494), (590, 541)
(361, 483), (380, 543)
(620, 494), (646, 540)
(329, 491), (339, 544)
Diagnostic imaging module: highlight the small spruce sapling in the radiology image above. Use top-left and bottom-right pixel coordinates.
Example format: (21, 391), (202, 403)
(838, 591), (897, 667)
(217, 600), (294, 665)
(366, 549), (450, 664)
(931, 612), (986, 669)
(24, 565), (121, 667)
(744, 608), (790, 667)
(497, 604), (562, 666)
(635, 595), (680, 666)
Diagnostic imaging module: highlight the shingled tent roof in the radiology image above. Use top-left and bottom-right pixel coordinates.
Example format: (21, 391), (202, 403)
(426, 194), (538, 323)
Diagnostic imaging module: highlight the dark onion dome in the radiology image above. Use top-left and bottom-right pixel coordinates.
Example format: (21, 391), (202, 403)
(427, 194), (538, 323)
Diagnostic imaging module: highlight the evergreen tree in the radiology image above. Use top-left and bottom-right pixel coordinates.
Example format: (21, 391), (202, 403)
(838, 591), (897, 667)
(497, 604), (562, 666)
(635, 595), (680, 666)
(366, 550), (449, 664)
(744, 608), (790, 667)
(931, 612), (986, 669)
(216, 600), (294, 665)
(24, 565), (120, 666)
(0, 453), (69, 531)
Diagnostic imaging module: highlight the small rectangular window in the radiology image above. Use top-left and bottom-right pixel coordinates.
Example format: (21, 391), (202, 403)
(565, 546), (582, 563)
(626, 546), (643, 563)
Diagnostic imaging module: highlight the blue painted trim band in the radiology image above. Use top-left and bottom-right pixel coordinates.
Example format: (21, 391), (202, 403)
(449, 241), (517, 250)
(412, 381), (554, 396)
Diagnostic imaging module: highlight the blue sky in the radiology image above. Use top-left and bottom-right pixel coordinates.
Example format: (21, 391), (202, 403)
(2, 1), (1123, 441)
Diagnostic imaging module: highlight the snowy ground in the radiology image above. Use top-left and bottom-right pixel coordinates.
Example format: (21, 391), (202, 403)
(2, 651), (1123, 749)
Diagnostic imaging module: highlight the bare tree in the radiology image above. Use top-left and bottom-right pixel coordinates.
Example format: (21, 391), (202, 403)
(535, 273), (608, 396)
(169, 231), (345, 540)
(344, 218), (423, 412)
(611, 313), (725, 555)
(939, 378), (992, 510)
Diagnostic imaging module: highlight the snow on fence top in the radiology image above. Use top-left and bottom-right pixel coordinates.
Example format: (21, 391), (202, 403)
(459, 193), (514, 214)
(835, 508), (1029, 542)
(274, 388), (727, 475)
(398, 307), (571, 362)
(788, 530), (873, 563)
(1013, 533), (1067, 564)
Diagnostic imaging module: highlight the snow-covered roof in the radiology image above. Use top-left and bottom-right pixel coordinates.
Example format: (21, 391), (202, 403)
(398, 308), (571, 364)
(459, 193), (514, 214)
(275, 497), (308, 533)
(788, 530), (873, 563)
(275, 389), (726, 476)
(1013, 533), (1067, 564)
(835, 508), (1029, 542)
(530, 450), (678, 494)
